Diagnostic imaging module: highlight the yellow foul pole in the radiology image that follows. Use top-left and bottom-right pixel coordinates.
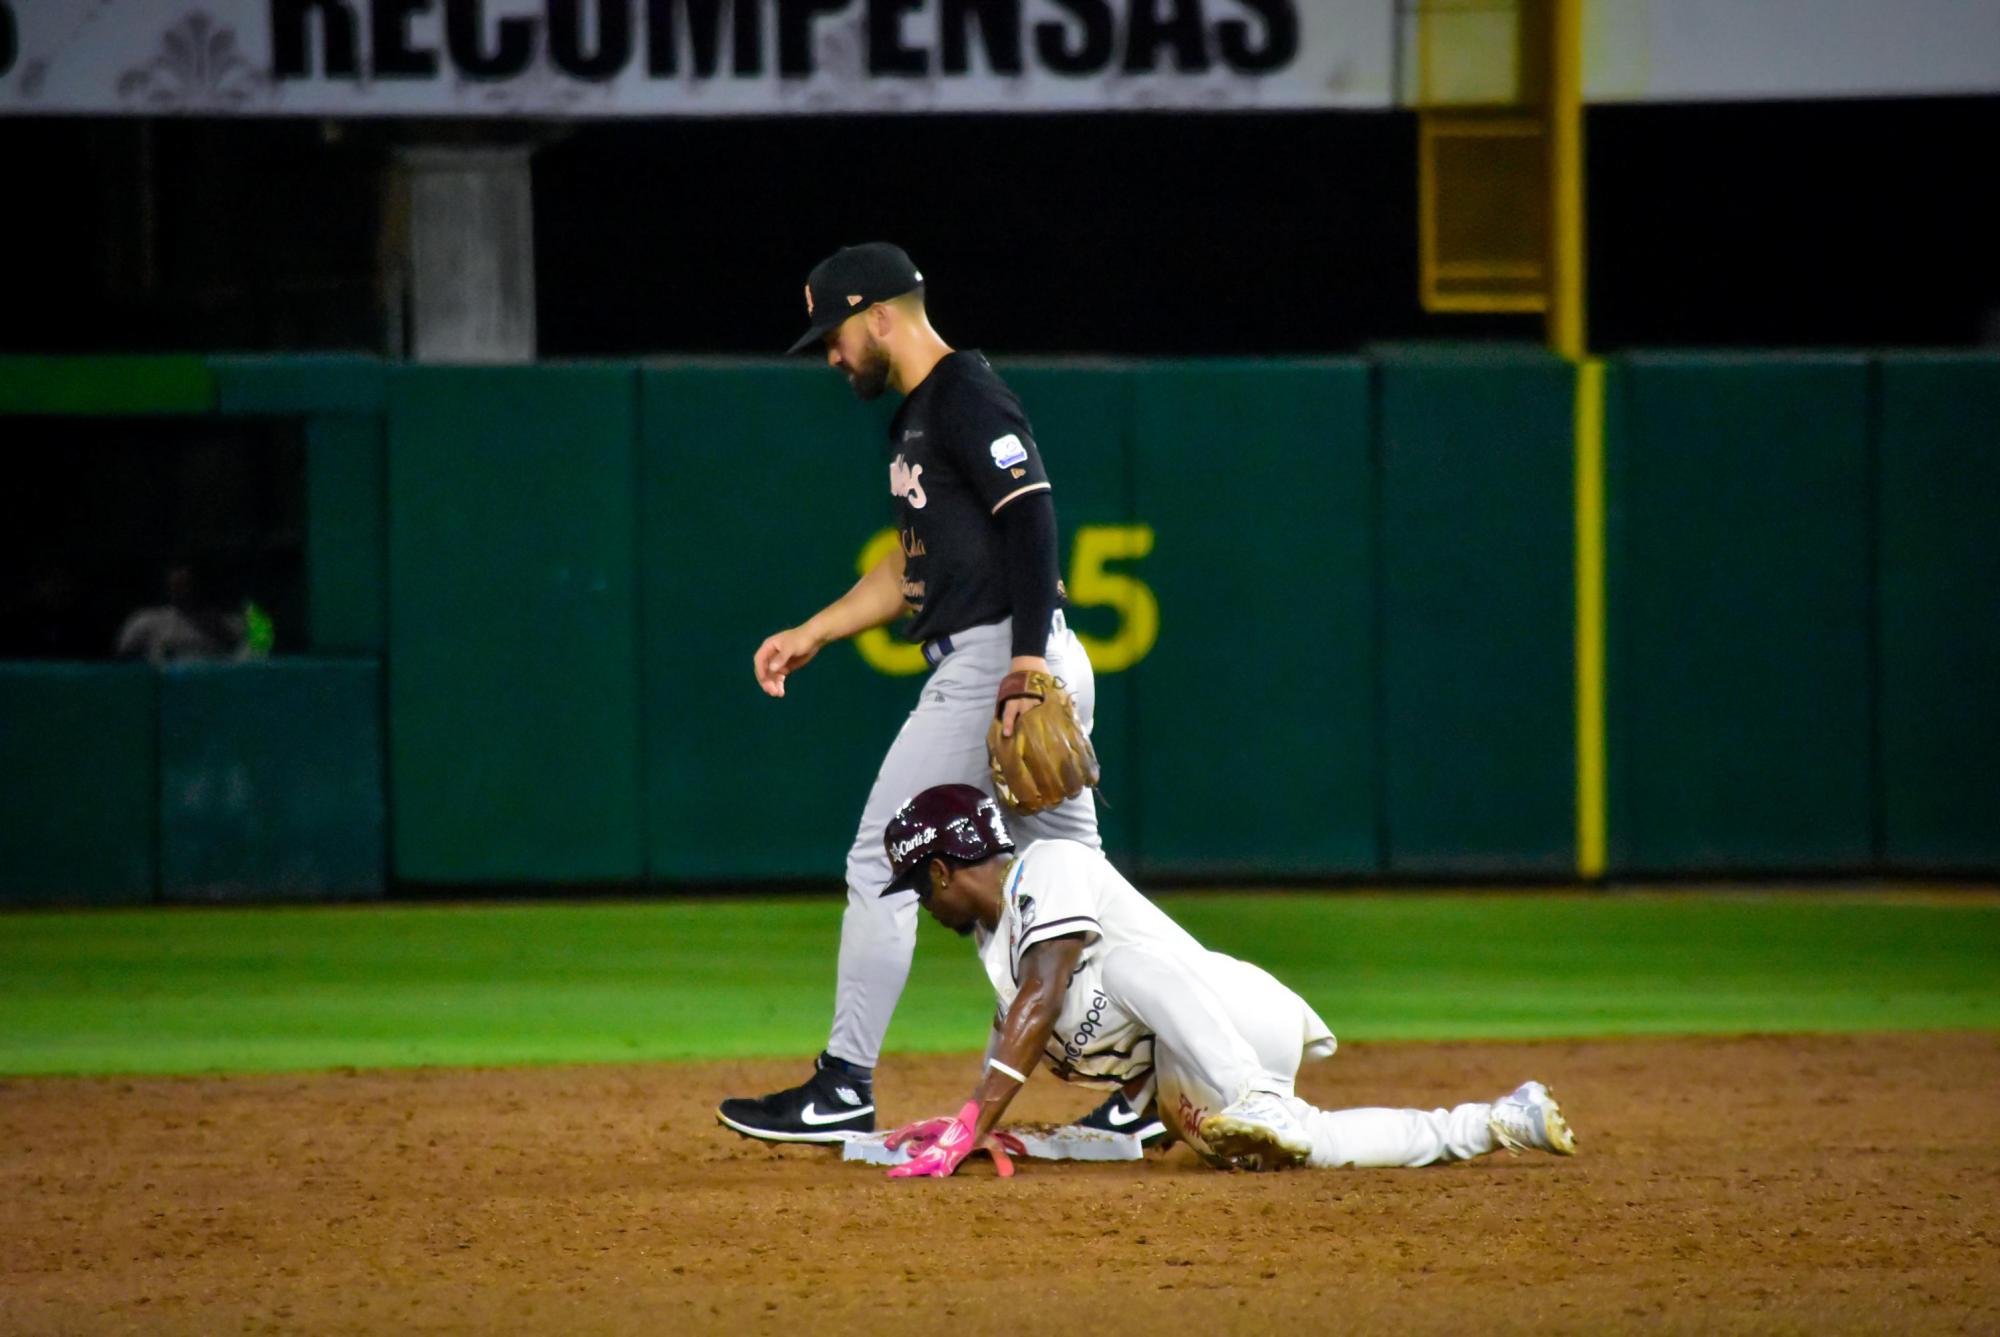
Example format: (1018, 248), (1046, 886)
(1550, 0), (1606, 878)
(1573, 359), (1606, 879)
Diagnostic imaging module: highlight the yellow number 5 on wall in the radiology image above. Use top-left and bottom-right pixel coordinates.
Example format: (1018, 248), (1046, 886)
(1066, 524), (1158, 672)
(851, 524), (1159, 676)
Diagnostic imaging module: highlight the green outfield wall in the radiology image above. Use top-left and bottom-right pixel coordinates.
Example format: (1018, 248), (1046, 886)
(0, 664), (157, 905)
(385, 364), (646, 883)
(1874, 355), (2000, 869)
(1606, 356), (1876, 873)
(637, 363), (900, 881)
(1, 350), (1995, 902)
(1379, 353), (1576, 875)
(157, 659), (385, 902)
(1128, 361), (1377, 878)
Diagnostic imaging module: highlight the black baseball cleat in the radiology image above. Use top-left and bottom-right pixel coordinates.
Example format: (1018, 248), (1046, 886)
(717, 1054), (876, 1144)
(1079, 1091), (1169, 1148)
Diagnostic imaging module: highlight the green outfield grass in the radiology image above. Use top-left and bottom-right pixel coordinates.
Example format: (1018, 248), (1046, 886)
(1, 890), (1996, 1076)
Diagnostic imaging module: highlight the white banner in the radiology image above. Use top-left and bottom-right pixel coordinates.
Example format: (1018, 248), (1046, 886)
(1585, 0), (2000, 102)
(0, 0), (1395, 117)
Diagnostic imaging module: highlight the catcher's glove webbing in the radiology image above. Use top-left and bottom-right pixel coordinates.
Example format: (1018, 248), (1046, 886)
(986, 670), (1100, 815)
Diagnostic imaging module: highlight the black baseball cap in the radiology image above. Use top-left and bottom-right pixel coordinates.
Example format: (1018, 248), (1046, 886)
(786, 242), (925, 354)
(880, 783), (1014, 896)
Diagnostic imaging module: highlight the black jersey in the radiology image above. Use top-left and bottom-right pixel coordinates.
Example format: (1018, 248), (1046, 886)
(887, 351), (1056, 644)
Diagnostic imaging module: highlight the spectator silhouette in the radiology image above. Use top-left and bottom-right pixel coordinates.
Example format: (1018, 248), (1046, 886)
(114, 564), (245, 665)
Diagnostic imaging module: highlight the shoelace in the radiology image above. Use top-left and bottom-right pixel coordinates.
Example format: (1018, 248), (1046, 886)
(1489, 1100), (1538, 1153)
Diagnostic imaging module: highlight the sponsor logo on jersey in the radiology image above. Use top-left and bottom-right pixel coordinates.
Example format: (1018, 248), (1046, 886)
(1063, 989), (1111, 1066)
(1015, 893), (1036, 927)
(889, 454), (928, 509)
(990, 434), (1029, 469)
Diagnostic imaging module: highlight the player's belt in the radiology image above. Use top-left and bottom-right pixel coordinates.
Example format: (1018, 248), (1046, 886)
(921, 610), (1066, 669)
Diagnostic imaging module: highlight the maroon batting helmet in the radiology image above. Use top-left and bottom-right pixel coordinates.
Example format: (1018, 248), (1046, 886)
(880, 783), (1015, 897)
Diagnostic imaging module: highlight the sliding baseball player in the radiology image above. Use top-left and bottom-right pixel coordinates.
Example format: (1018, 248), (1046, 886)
(873, 784), (1579, 1177)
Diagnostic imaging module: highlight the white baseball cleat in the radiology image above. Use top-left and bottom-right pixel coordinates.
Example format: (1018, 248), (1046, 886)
(1488, 1080), (1578, 1156)
(1198, 1091), (1314, 1171)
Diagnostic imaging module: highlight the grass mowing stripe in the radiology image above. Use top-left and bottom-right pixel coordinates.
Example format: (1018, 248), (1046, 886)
(1, 892), (1995, 1076)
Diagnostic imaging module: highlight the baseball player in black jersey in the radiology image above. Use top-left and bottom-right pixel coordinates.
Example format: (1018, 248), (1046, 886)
(717, 243), (1160, 1147)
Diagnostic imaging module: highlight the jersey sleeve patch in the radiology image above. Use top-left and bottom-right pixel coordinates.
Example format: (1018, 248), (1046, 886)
(989, 434), (1030, 469)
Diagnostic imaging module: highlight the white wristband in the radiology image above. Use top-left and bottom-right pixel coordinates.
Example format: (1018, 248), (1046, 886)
(986, 1058), (1028, 1085)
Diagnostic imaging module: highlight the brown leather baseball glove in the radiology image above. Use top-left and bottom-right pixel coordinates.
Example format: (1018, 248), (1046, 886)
(986, 671), (1100, 815)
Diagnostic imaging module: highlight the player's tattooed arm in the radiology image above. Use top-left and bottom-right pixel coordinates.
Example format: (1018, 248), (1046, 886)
(965, 934), (1087, 1139)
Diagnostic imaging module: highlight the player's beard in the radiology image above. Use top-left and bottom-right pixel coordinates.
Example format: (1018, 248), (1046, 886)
(846, 340), (892, 401)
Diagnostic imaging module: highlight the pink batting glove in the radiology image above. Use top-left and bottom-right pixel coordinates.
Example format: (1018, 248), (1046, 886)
(884, 1115), (957, 1156)
(894, 1124), (1025, 1175)
(887, 1100), (1007, 1180)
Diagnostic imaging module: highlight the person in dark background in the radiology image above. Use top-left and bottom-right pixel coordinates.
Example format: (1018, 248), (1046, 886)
(112, 562), (245, 665)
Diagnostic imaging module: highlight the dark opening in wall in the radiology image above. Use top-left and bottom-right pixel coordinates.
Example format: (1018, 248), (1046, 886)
(1, 418), (306, 660)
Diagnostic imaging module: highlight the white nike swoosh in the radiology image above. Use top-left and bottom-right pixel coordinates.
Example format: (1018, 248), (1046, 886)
(799, 1101), (874, 1126)
(1105, 1105), (1140, 1127)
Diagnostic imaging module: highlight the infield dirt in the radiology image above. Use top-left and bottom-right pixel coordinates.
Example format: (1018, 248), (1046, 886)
(5, 1033), (1996, 1335)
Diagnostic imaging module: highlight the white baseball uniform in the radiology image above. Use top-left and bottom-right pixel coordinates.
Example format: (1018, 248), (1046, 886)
(978, 839), (1504, 1169)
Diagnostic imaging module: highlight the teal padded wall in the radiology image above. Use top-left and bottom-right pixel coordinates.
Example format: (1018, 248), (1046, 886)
(10, 351), (1994, 896)
(1378, 355), (1575, 874)
(303, 416), (386, 653)
(1000, 364), (1139, 863)
(157, 660), (385, 902)
(387, 365), (644, 882)
(0, 665), (157, 906)
(1875, 355), (2000, 870)
(1129, 361), (1377, 875)
(211, 355), (385, 417)
(638, 364), (906, 881)
(1607, 355), (1873, 872)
